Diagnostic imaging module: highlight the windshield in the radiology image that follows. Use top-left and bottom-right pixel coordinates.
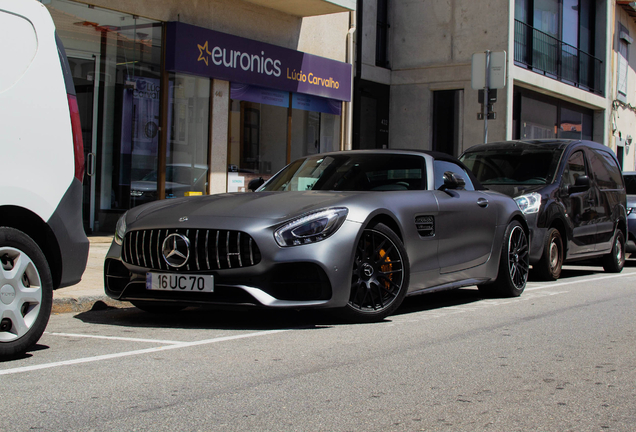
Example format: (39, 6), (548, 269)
(460, 148), (563, 185)
(260, 154), (426, 192)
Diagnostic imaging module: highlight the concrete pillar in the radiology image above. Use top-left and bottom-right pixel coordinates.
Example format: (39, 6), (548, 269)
(209, 79), (229, 194)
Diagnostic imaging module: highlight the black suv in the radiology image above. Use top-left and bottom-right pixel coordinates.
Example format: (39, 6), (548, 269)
(460, 140), (627, 280)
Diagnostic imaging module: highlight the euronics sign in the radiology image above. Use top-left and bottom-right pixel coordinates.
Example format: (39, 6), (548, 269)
(165, 22), (352, 102)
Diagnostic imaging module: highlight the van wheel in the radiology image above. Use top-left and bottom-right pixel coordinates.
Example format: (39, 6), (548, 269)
(534, 228), (563, 281)
(0, 227), (53, 359)
(602, 230), (625, 273)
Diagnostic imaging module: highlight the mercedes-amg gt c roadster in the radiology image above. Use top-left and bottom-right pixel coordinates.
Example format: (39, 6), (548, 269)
(104, 150), (530, 322)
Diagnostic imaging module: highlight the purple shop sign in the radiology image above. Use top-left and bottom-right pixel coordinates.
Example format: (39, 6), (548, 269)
(165, 22), (351, 102)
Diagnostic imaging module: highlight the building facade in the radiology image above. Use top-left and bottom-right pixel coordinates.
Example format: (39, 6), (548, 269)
(354, 0), (636, 172)
(42, 0), (354, 233)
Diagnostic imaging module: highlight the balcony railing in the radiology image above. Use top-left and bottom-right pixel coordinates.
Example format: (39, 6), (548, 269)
(514, 20), (603, 95)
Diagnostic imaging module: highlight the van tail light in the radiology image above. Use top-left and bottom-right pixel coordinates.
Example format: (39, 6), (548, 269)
(67, 94), (85, 182)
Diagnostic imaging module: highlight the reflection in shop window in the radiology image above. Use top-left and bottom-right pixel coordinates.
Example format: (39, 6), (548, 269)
(166, 74), (210, 199)
(228, 84), (341, 191)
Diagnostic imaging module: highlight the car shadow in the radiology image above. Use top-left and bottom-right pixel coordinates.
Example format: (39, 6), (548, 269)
(74, 304), (340, 331)
(74, 287), (490, 331)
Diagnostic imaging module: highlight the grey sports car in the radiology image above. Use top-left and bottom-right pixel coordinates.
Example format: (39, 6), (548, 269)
(104, 150), (530, 322)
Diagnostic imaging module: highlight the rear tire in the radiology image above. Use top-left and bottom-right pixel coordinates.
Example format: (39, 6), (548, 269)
(602, 230), (625, 273)
(0, 227), (53, 359)
(534, 227), (563, 281)
(479, 220), (529, 297)
(337, 223), (410, 323)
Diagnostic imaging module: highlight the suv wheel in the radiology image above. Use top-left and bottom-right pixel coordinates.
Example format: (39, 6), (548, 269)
(602, 230), (625, 273)
(534, 228), (563, 281)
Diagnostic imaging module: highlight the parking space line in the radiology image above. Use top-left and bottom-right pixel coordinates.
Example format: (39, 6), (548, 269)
(526, 271), (636, 291)
(0, 329), (289, 376)
(45, 332), (183, 345)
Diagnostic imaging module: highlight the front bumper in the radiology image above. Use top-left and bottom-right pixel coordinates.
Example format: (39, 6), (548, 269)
(104, 220), (362, 309)
(626, 212), (636, 253)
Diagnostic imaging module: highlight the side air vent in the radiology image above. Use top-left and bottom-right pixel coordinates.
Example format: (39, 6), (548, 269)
(415, 215), (435, 237)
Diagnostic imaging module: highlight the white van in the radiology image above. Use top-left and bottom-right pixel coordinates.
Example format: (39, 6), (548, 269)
(0, 0), (89, 358)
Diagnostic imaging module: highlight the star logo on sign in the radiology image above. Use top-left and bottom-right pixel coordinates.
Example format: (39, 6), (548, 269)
(197, 41), (212, 66)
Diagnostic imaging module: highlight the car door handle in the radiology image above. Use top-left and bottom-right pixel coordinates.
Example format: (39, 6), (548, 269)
(477, 197), (489, 208)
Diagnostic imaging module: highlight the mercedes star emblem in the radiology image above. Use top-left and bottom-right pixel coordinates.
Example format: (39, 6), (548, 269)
(162, 233), (190, 268)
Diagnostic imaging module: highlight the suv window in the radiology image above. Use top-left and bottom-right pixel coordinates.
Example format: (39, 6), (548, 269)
(433, 160), (475, 190)
(589, 149), (623, 190)
(562, 151), (587, 187)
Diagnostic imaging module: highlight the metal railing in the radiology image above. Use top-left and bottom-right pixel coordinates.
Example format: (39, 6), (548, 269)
(514, 20), (603, 95)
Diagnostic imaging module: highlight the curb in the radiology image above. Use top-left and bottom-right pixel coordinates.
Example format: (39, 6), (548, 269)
(52, 296), (132, 314)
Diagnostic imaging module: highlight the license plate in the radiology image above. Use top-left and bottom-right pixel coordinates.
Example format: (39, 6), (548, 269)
(146, 272), (214, 292)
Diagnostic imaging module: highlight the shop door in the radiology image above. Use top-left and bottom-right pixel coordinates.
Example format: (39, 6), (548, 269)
(67, 53), (99, 233)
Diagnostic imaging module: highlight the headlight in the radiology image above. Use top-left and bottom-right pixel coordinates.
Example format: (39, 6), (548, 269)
(114, 212), (128, 245)
(514, 192), (542, 215)
(628, 207), (633, 216)
(274, 208), (348, 247)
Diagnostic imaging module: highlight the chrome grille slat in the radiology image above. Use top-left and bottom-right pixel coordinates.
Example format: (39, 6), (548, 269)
(195, 230), (200, 271)
(134, 231), (140, 266)
(205, 231), (210, 269)
(149, 230), (154, 269)
(226, 231), (231, 269)
(186, 229), (190, 271)
(142, 231), (147, 268)
(215, 231), (220, 269)
(237, 232), (242, 267)
(122, 228), (260, 271)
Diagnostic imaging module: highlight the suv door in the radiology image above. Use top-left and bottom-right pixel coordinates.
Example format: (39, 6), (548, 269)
(587, 148), (625, 252)
(560, 150), (597, 255)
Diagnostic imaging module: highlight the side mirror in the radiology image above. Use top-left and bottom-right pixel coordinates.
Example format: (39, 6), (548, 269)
(568, 175), (590, 194)
(441, 171), (466, 191)
(248, 177), (264, 192)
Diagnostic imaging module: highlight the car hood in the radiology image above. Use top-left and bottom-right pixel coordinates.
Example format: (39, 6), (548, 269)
(482, 183), (546, 198)
(130, 191), (360, 226)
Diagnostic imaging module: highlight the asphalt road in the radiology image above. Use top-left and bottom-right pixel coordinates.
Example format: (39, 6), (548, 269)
(2, 264), (636, 431)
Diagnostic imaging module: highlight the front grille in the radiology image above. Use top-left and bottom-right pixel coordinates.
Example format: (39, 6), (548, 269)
(122, 229), (261, 271)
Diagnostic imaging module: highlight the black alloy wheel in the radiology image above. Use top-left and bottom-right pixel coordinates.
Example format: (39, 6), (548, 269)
(479, 220), (529, 297)
(505, 223), (530, 293)
(341, 223), (410, 323)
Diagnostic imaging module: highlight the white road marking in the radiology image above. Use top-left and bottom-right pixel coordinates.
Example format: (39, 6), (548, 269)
(0, 329), (289, 376)
(45, 332), (183, 345)
(4, 271), (636, 375)
(526, 271), (636, 291)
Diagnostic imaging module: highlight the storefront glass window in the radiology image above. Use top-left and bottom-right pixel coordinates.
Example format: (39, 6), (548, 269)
(165, 74), (210, 198)
(46, 0), (162, 232)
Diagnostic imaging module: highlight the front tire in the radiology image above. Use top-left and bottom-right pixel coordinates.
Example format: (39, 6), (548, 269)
(479, 220), (529, 297)
(0, 227), (53, 359)
(338, 223), (410, 323)
(602, 230), (625, 273)
(534, 227), (564, 281)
